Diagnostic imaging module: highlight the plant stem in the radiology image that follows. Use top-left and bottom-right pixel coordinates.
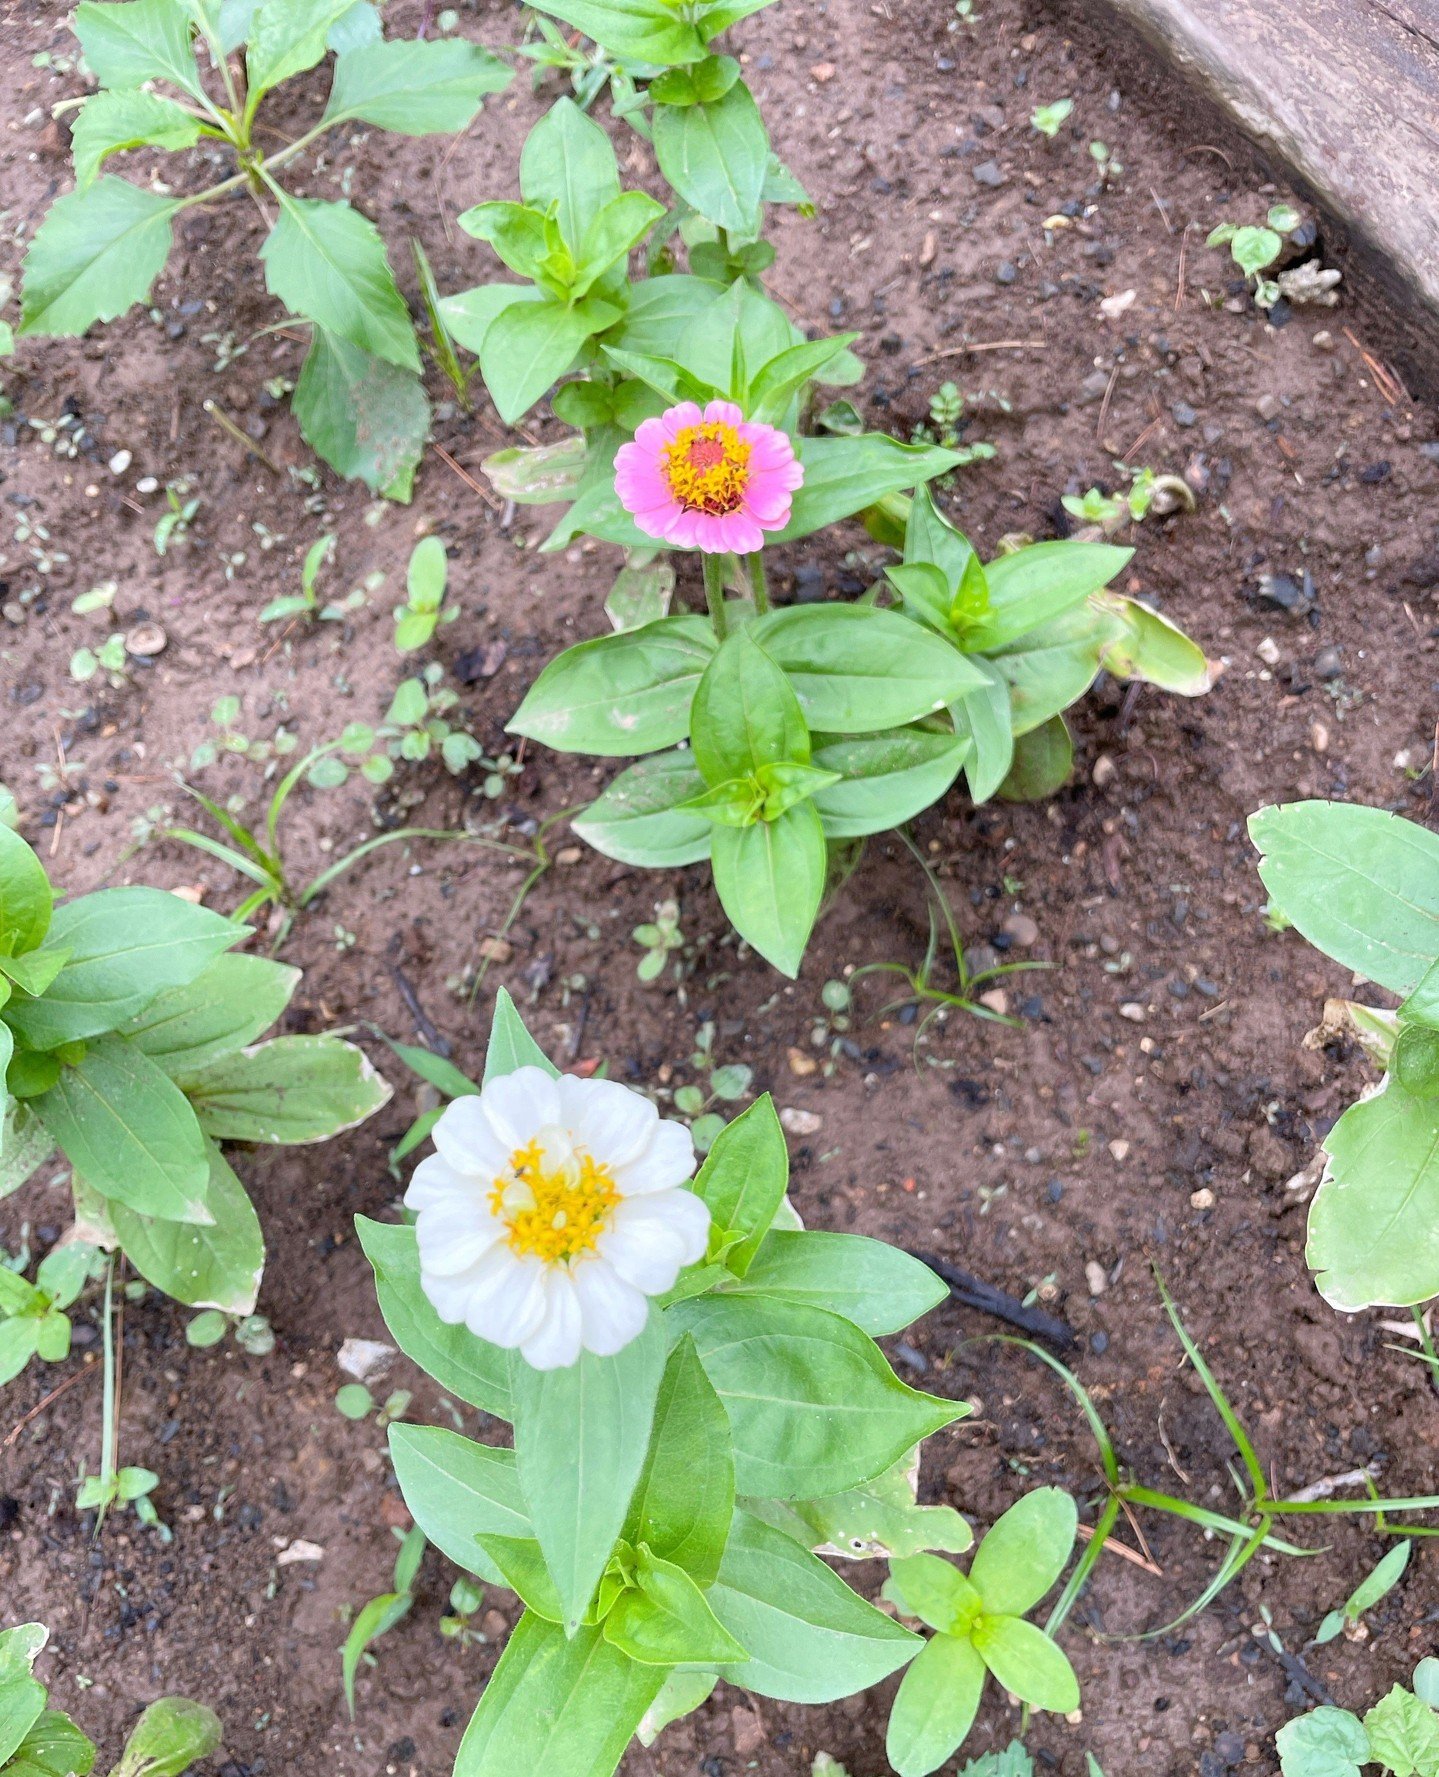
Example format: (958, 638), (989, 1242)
(747, 552), (770, 613)
(702, 553), (728, 640)
(99, 1252), (117, 1497)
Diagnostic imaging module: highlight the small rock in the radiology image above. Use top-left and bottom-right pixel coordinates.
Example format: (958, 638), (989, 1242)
(810, 61), (836, 82)
(1001, 912), (1039, 947)
(1091, 753), (1117, 788)
(135, 474), (159, 494)
(731, 1708), (766, 1757)
(780, 1107), (821, 1137)
(1256, 569), (1313, 615)
(1171, 401), (1198, 428)
(1190, 1187), (1215, 1209)
(1098, 288), (1136, 320)
(977, 988), (1009, 1016)
(477, 936), (514, 964)
(124, 622), (167, 658)
(1310, 721), (1329, 753)
(1313, 644), (1343, 680)
(1254, 393), (1282, 423)
(1312, 330), (1336, 353)
(337, 1338), (394, 1383)
(1084, 1260), (1107, 1296)
(276, 1539), (324, 1566)
(1118, 1002), (1145, 1023)
(480, 1610), (509, 1640)
(108, 449), (132, 476)
(787, 1046), (818, 1077)
(972, 159), (1005, 187)
(1255, 636), (1281, 666)
(995, 260), (1017, 285)
(1107, 1138), (1130, 1162)
(554, 847), (582, 866)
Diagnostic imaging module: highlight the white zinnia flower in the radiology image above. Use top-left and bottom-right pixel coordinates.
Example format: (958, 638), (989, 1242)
(404, 1067), (710, 1370)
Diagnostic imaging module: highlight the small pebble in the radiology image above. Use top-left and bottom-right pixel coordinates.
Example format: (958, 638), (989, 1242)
(1255, 636), (1281, 666)
(108, 449), (132, 476)
(1084, 1260), (1107, 1296)
(779, 1107), (821, 1137)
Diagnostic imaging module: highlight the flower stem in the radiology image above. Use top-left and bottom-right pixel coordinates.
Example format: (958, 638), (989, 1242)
(702, 553), (728, 640)
(747, 552), (770, 614)
(99, 1251), (116, 1504)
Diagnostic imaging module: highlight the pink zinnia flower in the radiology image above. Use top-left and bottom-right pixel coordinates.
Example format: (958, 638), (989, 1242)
(614, 399), (804, 554)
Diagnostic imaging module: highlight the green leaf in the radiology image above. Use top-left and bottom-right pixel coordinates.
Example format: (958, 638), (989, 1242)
(19, 178), (179, 338)
(480, 297), (609, 425)
(520, 98), (621, 249)
(608, 274), (725, 358)
(321, 39), (512, 133)
(120, 954), (299, 1075)
(261, 194), (419, 371)
(1231, 225), (1282, 278)
(670, 1294), (964, 1498)
(293, 327), (429, 497)
(5, 1709), (97, 1777)
(755, 605), (983, 731)
(483, 989), (559, 1086)
(968, 1487), (1076, 1615)
(0, 824), (52, 956)
(0, 1624), (48, 1768)
(341, 1592), (412, 1718)
(1, 949), (70, 998)
(623, 1333), (734, 1584)
(574, 192), (667, 296)
(71, 90), (202, 190)
(970, 542), (1131, 649)
(1276, 1708), (1370, 1777)
(811, 729), (970, 839)
(727, 1229), (946, 1335)
(454, 1611), (666, 1777)
(109, 1698), (222, 1777)
(1, 1102), (56, 1201)
(1343, 1540), (1412, 1622)
(996, 713), (1072, 802)
(652, 82), (768, 235)
(354, 1216), (512, 1416)
(705, 1510), (920, 1703)
(1310, 1078), (1439, 1308)
(776, 436), (965, 544)
(74, 0), (205, 98)
(245, 0), (356, 96)
(636, 1672), (717, 1749)
(508, 617), (717, 757)
(573, 752), (712, 869)
(886, 1553), (983, 1635)
(970, 1615), (1079, 1712)
(182, 1034), (390, 1144)
(388, 1425), (529, 1585)
(751, 1447), (972, 1561)
(1250, 802), (1439, 998)
(710, 801), (826, 977)
(508, 1313), (667, 1631)
(4, 888), (240, 1050)
(689, 1095), (787, 1276)
(948, 659), (1015, 804)
(107, 1139), (263, 1312)
(605, 1546), (746, 1666)
(36, 1035), (212, 1223)
(691, 631), (809, 787)
(526, 0), (708, 64)
(477, 431), (588, 505)
(904, 484), (980, 591)
(460, 202), (562, 282)
(1091, 591), (1215, 696)
(0, 1319), (42, 1388)
(747, 333), (861, 427)
(1363, 1686), (1439, 1777)
(886, 1631), (987, 1777)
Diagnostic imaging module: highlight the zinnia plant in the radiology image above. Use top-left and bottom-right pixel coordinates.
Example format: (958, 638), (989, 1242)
(356, 993), (1064, 1774)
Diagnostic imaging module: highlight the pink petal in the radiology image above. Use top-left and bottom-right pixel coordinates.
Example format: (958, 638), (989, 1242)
(704, 399), (745, 429)
(722, 511), (765, 553)
(632, 416), (668, 453)
(661, 401), (704, 438)
(665, 508), (705, 549)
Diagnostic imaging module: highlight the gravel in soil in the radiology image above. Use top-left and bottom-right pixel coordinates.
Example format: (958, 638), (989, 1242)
(3, 0), (1438, 1773)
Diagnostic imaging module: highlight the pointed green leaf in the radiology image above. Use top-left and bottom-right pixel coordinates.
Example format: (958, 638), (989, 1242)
(321, 38), (512, 134)
(292, 327), (429, 497)
(354, 1217), (511, 1416)
(710, 801), (825, 978)
(604, 1547), (746, 1665)
(483, 989), (559, 1085)
(109, 1697), (221, 1777)
(751, 1447), (972, 1562)
(971, 1615), (1079, 1712)
(480, 297), (609, 425)
(245, 0), (356, 96)
(728, 1229), (947, 1334)
(949, 658), (1015, 804)
(19, 178), (178, 338)
(520, 98), (621, 249)
(0, 1624), (48, 1768)
(777, 436), (966, 544)
(120, 954), (299, 1075)
(652, 81), (768, 235)
(0, 824), (52, 956)
(996, 713), (1072, 802)
(811, 728), (969, 839)
(690, 1094), (787, 1276)
(525, 0), (708, 64)
(5, 1709), (97, 1777)
(261, 194), (418, 371)
(74, 0), (205, 98)
(622, 1333), (733, 1584)
(388, 1424), (529, 1584)
(508, 1313), (667, 1631)
(106, 1139), (264, 1312)
(36, 1035), (212, 1223)
(183, 1034), (390, 1144)
(691, 631), (809, 786)
(971, 542), (1132, 649)
(573, 751), (713, 869)
(71, 90), (201, 190)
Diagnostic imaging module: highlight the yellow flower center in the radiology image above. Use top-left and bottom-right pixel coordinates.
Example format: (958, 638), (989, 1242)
(489, 1128), (620, 1265)
(663, 422), (751, 515)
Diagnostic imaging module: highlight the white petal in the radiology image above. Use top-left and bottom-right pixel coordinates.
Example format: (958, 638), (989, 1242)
(477, 1066), (561, 1151)
(405, 1150), (488, 1212)
(615, 1117), (696, 1197)
(414, 1264), (482, 1324)
(430, 1099), (511, 1177)
(414, 1201), (506, 1276)
(597, 1190), (709, 1294)
(571, 1257), (651, 1356)
(460, 1246), (552, 1348)
(555, 1074), (658, 1168)
(520, 1271), (584, 1370)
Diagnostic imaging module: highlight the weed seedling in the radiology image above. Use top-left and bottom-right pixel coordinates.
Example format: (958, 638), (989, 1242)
(258, 532), (362, 624)
(674, 1020), (753, 1152)
(1030, 99), (1073, 138)
(633, 898), (685, 982)
(68, 633), (129, 688)
(394, 535), (460, 654)
(153, 483), (199, 555)
(342, 1525), (426, 1718)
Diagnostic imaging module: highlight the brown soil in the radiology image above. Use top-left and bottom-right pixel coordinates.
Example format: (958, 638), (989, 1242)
(3, 1), (1438, 1774)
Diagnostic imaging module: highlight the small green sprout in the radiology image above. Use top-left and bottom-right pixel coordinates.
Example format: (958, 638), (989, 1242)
(394, 535), (460, 653)
(1030, 98), (1073, 138)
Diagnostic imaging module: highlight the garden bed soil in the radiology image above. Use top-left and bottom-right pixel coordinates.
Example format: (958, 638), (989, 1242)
(3, 1), (1439, 1773)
